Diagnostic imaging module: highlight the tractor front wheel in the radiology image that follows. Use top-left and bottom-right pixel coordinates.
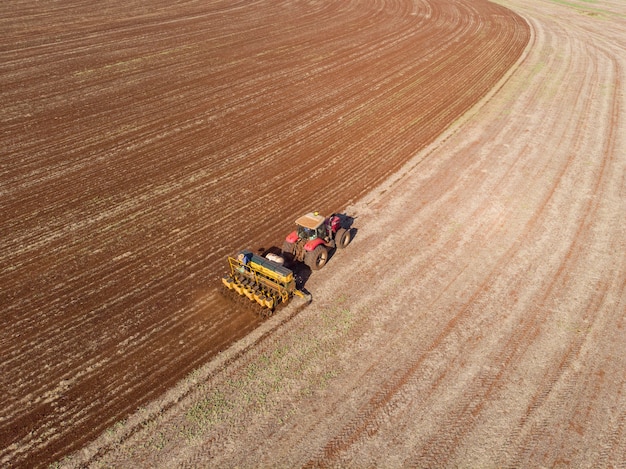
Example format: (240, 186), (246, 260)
(305, 245), (328, 270)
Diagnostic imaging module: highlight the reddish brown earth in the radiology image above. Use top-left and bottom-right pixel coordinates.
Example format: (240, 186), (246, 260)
(1, 0), (529, 466)
(3, 0), (625, 467)
(69, 0), (625, 466)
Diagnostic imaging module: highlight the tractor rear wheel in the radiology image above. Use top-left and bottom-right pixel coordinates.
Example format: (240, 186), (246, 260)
(282, 240), (294, 255)
(305, 245), (328, 270)
(282, 240), (295, 264)
(336, 228), (351, 249)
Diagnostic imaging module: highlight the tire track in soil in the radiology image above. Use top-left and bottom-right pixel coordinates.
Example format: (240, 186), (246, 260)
(302, 4), (626, 466)
(495, 14), (626, 467)
(0, 0), (529, 466)
(301, 17), (550, 467)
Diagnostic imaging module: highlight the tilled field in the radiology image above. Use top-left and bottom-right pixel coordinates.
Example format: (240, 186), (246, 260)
(5, 0), (626, 467)
(69, 0), (625, 466)
(1, 0), (530, 466)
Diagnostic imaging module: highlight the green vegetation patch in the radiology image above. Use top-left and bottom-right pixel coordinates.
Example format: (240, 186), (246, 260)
(180, 298), (358, 441)
(546, 0), (621, 18)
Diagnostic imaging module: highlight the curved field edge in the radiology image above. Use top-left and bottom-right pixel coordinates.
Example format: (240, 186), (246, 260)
(66, 0), (626, 466)
(64, 3), (536, 468)
(0, 0), (529, 466)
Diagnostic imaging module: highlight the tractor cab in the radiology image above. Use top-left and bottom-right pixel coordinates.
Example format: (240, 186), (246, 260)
(295, 212), (328, 241)
(283, 211), (351, 270)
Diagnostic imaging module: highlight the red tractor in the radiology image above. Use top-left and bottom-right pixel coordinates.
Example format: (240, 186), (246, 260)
(282, 212), (352, 270)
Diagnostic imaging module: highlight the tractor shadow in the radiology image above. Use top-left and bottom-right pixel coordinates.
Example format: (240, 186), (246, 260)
(260, 245), (313, 295)
(292, 263), (313, 294)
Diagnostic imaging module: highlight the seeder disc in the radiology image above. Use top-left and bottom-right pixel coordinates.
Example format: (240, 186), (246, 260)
(254, 293), (267, 308)
(243, 286), (256, 301)
(233, 282), (245, 296)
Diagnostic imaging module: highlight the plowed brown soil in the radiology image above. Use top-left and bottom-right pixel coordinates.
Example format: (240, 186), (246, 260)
(1, 0), (529, 465)
(3, 0), (624, 467)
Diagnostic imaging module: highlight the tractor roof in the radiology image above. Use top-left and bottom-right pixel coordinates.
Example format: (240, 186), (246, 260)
(295, 212), (325, 230)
